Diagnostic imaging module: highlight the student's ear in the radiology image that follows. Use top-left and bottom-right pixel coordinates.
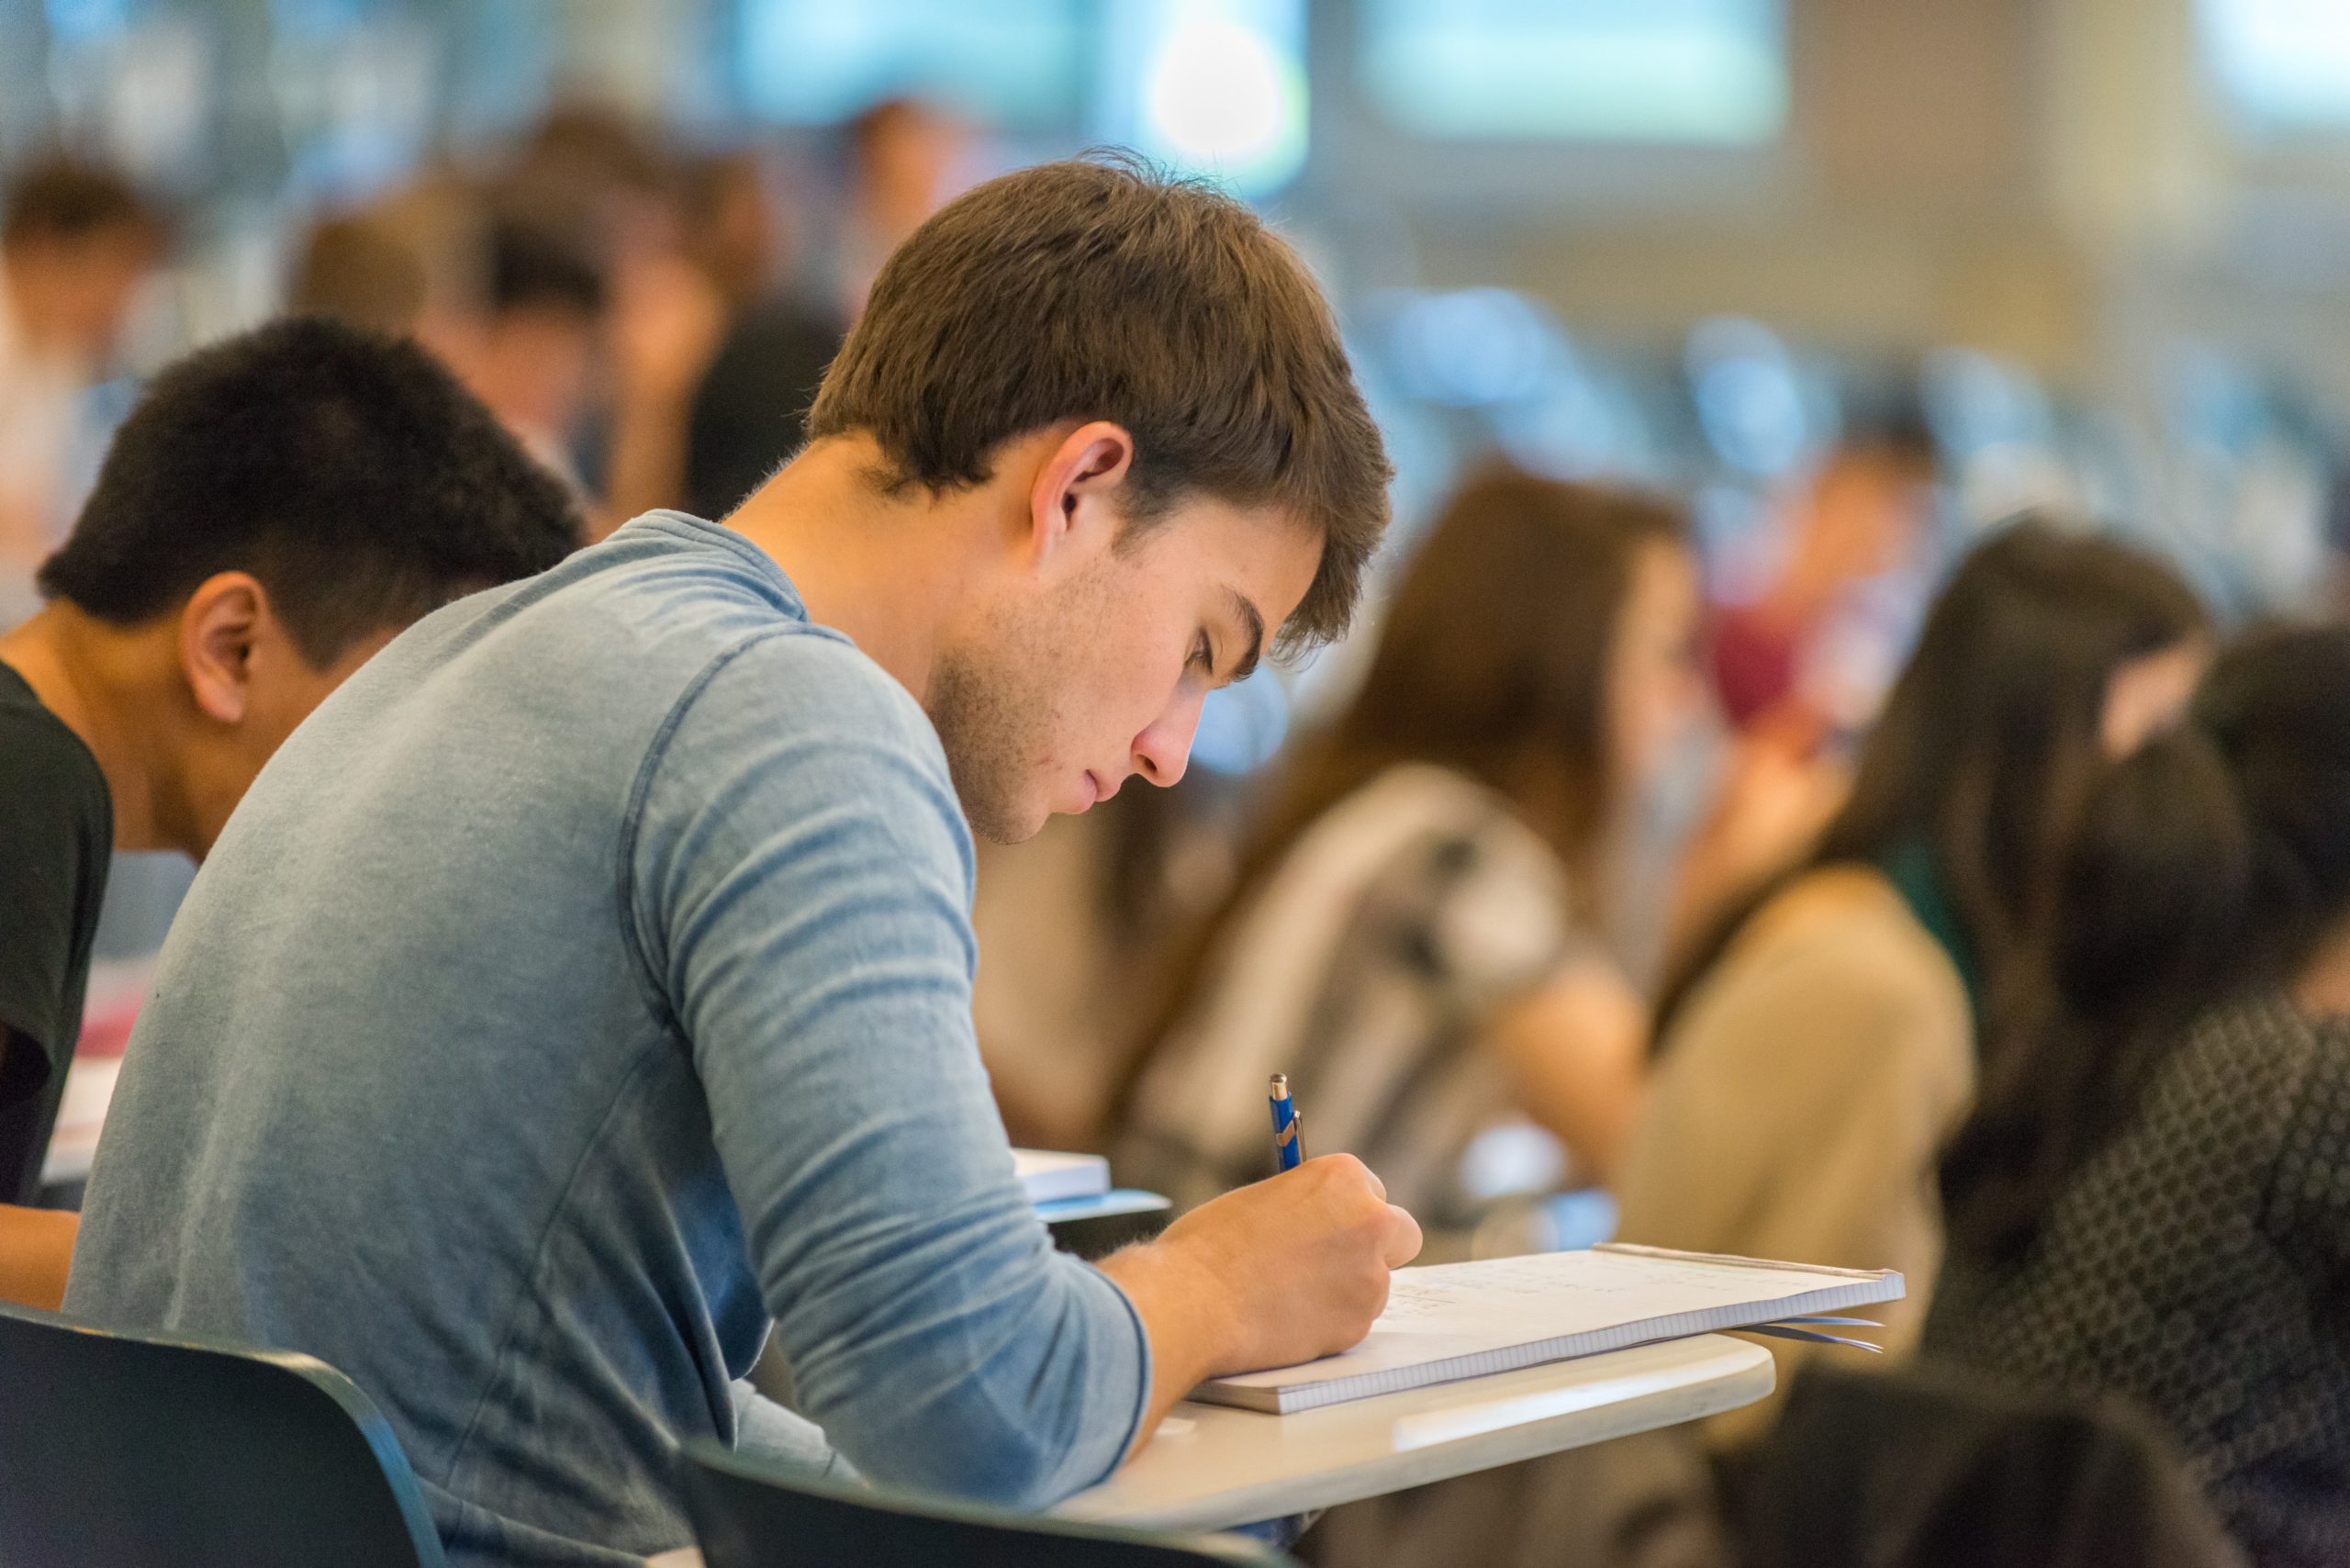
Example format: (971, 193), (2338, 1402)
(1024, 420), (1136, 566)
(176, 571), (272, 726)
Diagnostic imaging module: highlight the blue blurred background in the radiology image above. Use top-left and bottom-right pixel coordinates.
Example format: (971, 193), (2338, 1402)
(14, 0), (2350, 992)
(10, 1), (2350, 624)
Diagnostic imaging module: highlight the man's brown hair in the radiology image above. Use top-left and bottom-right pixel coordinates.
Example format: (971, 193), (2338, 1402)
(808, 153), (1392, 653)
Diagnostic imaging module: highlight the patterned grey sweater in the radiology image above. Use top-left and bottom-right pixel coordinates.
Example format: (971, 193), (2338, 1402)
(1926, 991), (2350, 1568)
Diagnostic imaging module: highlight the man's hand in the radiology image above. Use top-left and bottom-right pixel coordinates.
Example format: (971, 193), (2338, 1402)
(1097, 1156), (1421, 1457)
(1150, 1155), (1422, 1375)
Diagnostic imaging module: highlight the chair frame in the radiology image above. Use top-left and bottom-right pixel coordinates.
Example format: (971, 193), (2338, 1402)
(0, 1301), (448, 1568)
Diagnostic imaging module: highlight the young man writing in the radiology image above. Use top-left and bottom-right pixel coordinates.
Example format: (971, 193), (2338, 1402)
(67, 157), (1415, 1566)
(0, 317), (581, 1307)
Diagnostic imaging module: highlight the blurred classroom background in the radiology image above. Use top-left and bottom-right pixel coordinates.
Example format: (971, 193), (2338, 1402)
(12, 0), (2350, 1203)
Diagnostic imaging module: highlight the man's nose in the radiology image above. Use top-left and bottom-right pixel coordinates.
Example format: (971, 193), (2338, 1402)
(1131, 698), (1203, 789)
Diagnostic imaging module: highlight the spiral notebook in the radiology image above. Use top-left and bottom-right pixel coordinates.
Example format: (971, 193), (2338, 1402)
(1192, 1243), (1904, 1415)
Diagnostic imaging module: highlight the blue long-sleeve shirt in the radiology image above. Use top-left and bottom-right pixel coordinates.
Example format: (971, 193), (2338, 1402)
(64, 512), (1151, 1566)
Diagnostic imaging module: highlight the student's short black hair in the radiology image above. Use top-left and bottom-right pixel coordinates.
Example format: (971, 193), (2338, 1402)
(39, 316), (582, 666)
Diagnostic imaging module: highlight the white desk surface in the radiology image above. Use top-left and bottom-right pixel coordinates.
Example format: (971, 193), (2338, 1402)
(644, 1332), (1771, 1562)
(1056, 1333), (1771, 1532)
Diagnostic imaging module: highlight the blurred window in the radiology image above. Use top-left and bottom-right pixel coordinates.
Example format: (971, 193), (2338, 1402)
(735, 0), (1081, 127)
(1358, 0), (1785, 144)
(2200, 0), (2350, 133)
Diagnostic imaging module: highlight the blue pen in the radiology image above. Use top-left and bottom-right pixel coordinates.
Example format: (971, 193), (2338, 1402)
(1270, 1072), (1305, 1171)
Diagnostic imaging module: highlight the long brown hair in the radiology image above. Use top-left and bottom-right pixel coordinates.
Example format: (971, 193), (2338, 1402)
(1653, 519), (2210, 1046)
(1943, 625), (2350, 1266)
(1111, 466), (1688, 1120)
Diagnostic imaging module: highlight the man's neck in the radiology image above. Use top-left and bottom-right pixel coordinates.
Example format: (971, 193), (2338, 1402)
(0, 604), (183, 852)
(722, 434), (994, 705)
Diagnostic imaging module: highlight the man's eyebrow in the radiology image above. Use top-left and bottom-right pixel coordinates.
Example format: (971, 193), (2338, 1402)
(1224, 587), (1266, 685)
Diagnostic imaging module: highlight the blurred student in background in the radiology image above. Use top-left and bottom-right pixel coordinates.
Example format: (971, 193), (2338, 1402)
(289, 172), (485, 353)
(684, 97), (978, 524)
(291, 190), (611, 491)
(1617, 521), (2208, 1439)
(0, 155), (166, 628)
(1930, 624), (2350, 1568)
(1655, 414), (1942, 963)
(288, 112), (729, 534)
(1709, 412), (1939, 735)
(0, 318), (579, 1310)
(677, 149), (783, 315)
(683, 172), (842, 521)
(464, 208), (615, 493)
(1115, 469), (1705, 1249)
(837, 97), (979, 319)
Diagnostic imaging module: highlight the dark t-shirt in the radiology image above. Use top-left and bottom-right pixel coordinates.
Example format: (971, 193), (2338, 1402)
(0, 659), (111, 1203)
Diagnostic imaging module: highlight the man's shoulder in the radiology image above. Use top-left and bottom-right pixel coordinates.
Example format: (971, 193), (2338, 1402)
(679, 624), (946, 778)
(376, 511), (854, 731)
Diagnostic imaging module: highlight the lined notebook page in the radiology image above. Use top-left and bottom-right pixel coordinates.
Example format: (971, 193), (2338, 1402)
(1193, 1244), (1902, 1414)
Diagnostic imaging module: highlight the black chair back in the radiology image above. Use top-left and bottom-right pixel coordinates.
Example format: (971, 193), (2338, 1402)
(0, 1302), (447, 1568)
(680, 1438), (1295, 1568)
(1737, 1361), (2245, 1568)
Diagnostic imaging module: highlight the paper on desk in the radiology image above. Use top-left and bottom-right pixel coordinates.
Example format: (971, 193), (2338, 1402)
(1196, 1244), (1902, 1414)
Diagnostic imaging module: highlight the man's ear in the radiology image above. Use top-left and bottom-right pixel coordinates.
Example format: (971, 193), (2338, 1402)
(1024, 420), (1136, 566)
(176, 571), (271, 726)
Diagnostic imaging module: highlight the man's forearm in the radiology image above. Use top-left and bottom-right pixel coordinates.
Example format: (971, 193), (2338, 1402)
(1096, 1240), (1232, 1461)
(0, 1205), (77, 1311)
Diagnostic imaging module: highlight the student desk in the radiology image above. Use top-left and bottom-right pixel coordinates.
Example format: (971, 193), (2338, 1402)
(645, 1332), (1772, 1559)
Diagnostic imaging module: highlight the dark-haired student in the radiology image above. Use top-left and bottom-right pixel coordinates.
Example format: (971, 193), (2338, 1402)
(64, 158), (1416, 1568)
(1614, 521), (2208, 1442)
(0, 316), (581, 1311)
(1929, 624), (2350, 1568)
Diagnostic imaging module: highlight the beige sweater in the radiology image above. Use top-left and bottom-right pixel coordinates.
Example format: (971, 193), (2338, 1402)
(1614, 866), (1975, 1445)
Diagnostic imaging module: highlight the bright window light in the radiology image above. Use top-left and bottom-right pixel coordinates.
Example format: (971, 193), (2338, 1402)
(2200, 0), (2350, 132)
(1096, 0), (1308, 198)
(1359, 0), (1785, 145)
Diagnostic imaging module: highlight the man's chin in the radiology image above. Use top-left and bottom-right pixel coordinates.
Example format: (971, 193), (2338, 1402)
(964, 796), (1054, 846)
